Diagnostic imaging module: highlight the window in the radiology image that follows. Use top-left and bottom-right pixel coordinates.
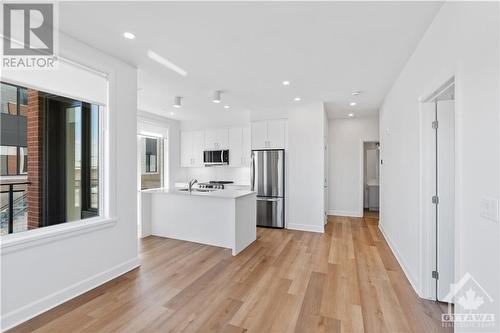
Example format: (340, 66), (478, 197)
(44, 96), (101, 223)
(145, 138), (158, 173)
(140, 136), (164, 190)
(1, 83), (17, 115)
(1, 81), (105, 236)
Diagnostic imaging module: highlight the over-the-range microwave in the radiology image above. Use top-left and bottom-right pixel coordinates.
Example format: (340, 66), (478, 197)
(203, 150), (229, 166)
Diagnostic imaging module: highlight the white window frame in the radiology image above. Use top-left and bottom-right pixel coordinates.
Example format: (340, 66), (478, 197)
(0, 58), (113, 251)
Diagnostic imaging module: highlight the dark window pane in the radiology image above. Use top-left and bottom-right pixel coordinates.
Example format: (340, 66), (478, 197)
(145, 138), (158, 173)
(1, 83), (17, 115)
(0, 146), (18, 175)
(19, 88), (28, 116)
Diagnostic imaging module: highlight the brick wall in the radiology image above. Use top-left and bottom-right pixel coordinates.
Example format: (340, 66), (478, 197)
(27, 89), (43, 230)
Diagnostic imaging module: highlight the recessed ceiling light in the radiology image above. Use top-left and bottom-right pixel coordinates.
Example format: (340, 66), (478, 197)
(294, 97), (301, 101)
(348, 113), (354, 117)
(123, 32), (136, 40)
(350, 102), (357, 106)
(173, 96), (182, 108)
(170, 112), (175, 116)
(213, 90), (222, 103)
(351, 91), (362, 96)
(147, 50), (188, 77)
(224, 105), (230, 109)
(282, 80), (290, 86)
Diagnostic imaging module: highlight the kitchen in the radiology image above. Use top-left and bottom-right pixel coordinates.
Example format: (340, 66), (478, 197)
(140, 119), (288, 255)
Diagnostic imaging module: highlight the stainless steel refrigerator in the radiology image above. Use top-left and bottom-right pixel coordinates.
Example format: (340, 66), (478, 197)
(251, 149), (284, 228)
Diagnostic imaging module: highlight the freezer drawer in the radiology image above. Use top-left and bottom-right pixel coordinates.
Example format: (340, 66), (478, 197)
(256, 197), (284, 228)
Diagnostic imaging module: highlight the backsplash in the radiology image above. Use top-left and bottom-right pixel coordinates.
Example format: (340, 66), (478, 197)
(177, 166), (251, 185)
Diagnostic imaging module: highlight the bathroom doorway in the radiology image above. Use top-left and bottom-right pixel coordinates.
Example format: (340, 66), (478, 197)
(363, 141), (380, 216)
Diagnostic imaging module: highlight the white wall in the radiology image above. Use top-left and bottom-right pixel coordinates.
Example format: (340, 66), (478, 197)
(328, 116), (379, 217)
(0, 33), (138, 330)
(379, 2), (499, 330)
(252, 103), (326, 233)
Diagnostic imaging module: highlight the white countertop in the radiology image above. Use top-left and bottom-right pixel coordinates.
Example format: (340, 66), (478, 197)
(142, 187), (256, 199)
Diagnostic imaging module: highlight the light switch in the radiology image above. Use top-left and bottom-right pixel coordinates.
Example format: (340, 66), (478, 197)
(481, 197), (499, 222)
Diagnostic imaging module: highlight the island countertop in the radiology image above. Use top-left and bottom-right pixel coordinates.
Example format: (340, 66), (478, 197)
(142, 187), (256, 199)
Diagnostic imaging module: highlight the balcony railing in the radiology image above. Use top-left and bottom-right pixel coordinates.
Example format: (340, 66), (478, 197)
(0, 181), (29, 235)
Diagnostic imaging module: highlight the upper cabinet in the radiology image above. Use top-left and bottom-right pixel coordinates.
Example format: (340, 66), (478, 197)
(180, 130), (204, 167)
(251, 119), (286, 149)
(204, 129), (228, 150)
(180, 127), (251, 168)
(229, 126), (251, 167)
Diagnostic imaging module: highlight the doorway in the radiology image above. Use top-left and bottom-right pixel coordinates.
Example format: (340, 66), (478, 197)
(421, 79), (455, 302)
(363, 141), (380, 216)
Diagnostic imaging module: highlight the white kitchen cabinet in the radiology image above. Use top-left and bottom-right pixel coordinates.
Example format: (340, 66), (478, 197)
(251, 121), (268, 149)
(205, 128), (228, 150)
(192, 130), (205, 166)
(229, 126), (251, 167)
(241, 126), (251, 165)
(180, 130), (205, 167)
(267, 119), (286, 149)
(251, 119), (286, 149)
(180, 131), (193, 167)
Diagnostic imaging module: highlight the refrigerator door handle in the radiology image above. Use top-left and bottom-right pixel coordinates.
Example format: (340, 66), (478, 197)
(251, 153), (255, 191)
(256, 197), (280, 202)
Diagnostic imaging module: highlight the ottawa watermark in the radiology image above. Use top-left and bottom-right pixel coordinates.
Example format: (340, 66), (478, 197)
(2, 2), (58, 70)
(441, 273), (495, 329)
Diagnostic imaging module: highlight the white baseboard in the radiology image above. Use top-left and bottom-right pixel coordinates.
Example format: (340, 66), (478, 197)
(328, 210), (362, 218)
(378, 223), (421, 297)
(287, 223), (324, 233)
(1, 257), (140, 331)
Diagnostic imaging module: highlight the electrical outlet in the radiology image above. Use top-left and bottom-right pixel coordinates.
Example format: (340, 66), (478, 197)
(481, 197), (499, 222)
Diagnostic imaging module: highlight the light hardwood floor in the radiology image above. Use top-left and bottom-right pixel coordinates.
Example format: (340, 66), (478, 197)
(8, 215), (451, 333)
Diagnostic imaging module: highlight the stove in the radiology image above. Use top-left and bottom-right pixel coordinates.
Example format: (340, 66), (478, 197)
(198, 181), (234, 189)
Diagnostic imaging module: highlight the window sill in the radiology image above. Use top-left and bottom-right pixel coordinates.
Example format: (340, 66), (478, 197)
(1, 217), (118, 255)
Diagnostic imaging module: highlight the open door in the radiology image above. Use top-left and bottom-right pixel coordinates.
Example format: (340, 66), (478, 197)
(435, 100), (455, 302)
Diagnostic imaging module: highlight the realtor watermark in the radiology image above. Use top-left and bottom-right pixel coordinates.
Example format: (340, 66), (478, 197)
(441, 273), (495, 329)
(2, 2), (58, 70)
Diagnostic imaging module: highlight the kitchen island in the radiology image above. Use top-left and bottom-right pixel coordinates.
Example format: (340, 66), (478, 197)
(141, 188), (256, 255)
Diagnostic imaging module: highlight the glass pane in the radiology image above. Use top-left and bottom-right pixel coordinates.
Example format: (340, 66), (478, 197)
(1, 83), (17, 115)
(145, 137), (158, 173)
(0, 183), (28, 235)
(19, 88), (28, 116)
(19, 147), (28, 174)
(90, 105), (99, 209)
(140, 137), (163, 189)
(66, 106), (82, 222)
(0, 146), (18, 175)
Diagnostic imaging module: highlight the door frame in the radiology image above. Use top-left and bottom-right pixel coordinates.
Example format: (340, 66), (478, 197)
(418, 77), (460, 300)
(358, 139), (380, 218)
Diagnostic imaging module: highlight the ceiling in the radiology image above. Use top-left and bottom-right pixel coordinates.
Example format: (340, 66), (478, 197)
(59, 2), (442, 121)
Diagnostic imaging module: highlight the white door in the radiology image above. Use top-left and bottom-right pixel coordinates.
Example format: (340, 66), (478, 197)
(267, 119), (285, 149)
(251, 121), (268, 149)
(436, 100), (455, 302)
(229, 127), (243, 167)
(180, 131), (193, 167)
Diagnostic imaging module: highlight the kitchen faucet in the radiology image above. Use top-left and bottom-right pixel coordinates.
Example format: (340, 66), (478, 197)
(188, 179), (198, 192)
